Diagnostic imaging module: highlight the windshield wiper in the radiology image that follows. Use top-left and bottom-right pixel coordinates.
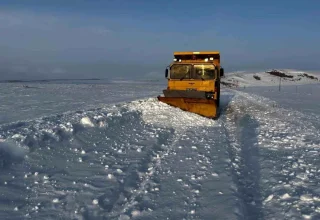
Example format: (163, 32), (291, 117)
(180, 74), (188, 80)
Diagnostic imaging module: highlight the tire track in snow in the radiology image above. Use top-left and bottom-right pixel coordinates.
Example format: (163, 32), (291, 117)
(223, 89), (320, 220)
(115, 131), (182, 219)
(222, 110), (263, 220)
(162, 127), (239, 220)
(118, 98), (239, 220)
(114, 99), (212, 219)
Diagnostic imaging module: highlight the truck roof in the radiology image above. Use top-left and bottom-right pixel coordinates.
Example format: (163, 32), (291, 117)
(174, 51), (220, 55)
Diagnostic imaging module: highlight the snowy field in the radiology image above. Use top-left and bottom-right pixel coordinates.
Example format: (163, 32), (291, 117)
(0, 80), (165, 125)
(0, 74), (320, 220)
(223, 69), (319, 88)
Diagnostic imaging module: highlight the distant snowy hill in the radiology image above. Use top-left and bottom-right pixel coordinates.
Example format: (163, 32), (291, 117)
(222, 69), (320, 87)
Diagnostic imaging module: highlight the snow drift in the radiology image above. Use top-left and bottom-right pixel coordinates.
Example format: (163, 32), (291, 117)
(222, 69), (320, 88)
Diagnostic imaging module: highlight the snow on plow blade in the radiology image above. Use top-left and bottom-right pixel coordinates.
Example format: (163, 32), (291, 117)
(157, 96), (218, 119)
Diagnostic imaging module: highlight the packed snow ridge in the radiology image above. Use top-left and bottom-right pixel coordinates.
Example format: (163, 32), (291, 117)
(222, 69), (320, 88)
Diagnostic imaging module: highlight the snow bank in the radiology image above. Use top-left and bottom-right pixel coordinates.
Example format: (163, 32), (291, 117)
(126, 98), (218, 130)
(222, 69), (320, 87)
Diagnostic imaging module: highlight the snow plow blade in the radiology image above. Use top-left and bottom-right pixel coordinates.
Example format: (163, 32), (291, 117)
(157, 96), (218, 119)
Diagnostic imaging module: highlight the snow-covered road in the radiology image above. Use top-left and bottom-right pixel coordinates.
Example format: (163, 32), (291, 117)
(223, 90), (320, 220)
(0, 87), (319, 220)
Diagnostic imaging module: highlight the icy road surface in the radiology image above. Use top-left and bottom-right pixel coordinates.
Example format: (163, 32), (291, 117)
(0, 81), (319, 219)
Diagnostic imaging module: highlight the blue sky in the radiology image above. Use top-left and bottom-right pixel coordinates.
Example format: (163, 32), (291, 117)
(0, 0), (319, 79)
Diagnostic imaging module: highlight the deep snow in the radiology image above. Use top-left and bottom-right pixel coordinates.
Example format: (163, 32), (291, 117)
(0, 73), (319, 220)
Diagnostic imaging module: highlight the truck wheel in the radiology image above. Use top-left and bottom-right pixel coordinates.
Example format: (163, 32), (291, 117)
(216, 83), (220, 108)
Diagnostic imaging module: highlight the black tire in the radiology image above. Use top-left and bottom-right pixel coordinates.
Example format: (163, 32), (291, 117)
(216, 82), (220, 108)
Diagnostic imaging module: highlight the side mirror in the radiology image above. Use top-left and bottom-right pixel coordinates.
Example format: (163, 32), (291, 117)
(220, 68), (224, 77)
(165, 68), (169, 78)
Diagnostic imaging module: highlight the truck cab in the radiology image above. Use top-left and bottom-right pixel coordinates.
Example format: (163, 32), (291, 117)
(158, 51), (224, 119)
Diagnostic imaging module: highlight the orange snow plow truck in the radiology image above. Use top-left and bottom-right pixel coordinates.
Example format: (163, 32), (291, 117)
(157, 51), (224, 119)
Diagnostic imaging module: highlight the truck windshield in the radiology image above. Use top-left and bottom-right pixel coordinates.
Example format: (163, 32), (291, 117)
(193, 64), (215, 79)
(170, 64), (191, 79)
